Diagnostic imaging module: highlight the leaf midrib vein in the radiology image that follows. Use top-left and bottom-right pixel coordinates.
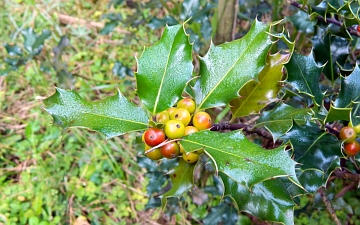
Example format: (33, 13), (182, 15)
(183, 139), (288, 173)
(82, 112), (148, 126)
(153, 29), (177, 114)
(198, 27), (268, 109)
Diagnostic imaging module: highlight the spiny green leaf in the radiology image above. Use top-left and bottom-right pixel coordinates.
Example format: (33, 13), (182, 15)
(4, 44), (23, 56)
(287, 10), (316, 34)
(324, 104), (352, 124)
(43, 88), (149, 139)
(283, 121), (342, 172)
(145, 171), (167, 195)
(335, 66), (360, 125)
(339, 1), (360, 27)
(285, 52), (323, 106)
(180, 130), (299, 189)
(288, 169), (328, 194)
(21, 28), (51, 55)
(312, 31), (349, 82)
(136, 24), (193, 114)
(203, 196), (239, 225)
(194, 19), (272, 110)
(222, 176), (295, 225)
(230, 53), (289, 118)
(257, 103), (312, 141)
(161, 159), (195, 206)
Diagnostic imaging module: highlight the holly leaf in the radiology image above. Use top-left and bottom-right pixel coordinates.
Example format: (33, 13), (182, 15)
(43, 88), (149, 139)
(324, 104), (352, 124)
(285, 52), (323, 106)
(221, 176), (295, 225)
(136, 24), (193, 114)
(335, 66), (360, 125)
(230, 53), (289, 118)
(180, 130), (299, 189)
(203, 196), (239, 225)
(145, 171), (167, 195)
(309, 0), (340, 20)
(194, 19), (272, 110)
(161, 159), (195, 205)
(283, 121), (342, 172)
(257, 103), (312, 141)
(312, 31), (349, 82)
(288, 169), (328, 194)
(21, 28), (51, 55)
(287, 10), (316, 34)
(339, 1), (360, 26)
(4, 44), (23, 56)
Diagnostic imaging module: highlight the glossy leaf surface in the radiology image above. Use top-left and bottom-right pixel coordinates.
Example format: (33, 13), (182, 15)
(335, 66), (360, 125)
(287, 10), (315, 34)
(180, 130), (298, 188)
(285, 52), (323, 106)
(21, 28), (51, 55)
(136, 24), (193, 114)
(43, 88), (149, 139)
(324, 104), (352, 124)
(230, 53), (289, 118)
(312, 32), (349, 82)
(194, 19), (272, 110)
(162, 159), (195, 203)
(222, 176), (295, 225)
(283, 121), (342, 172)
(203, 196), (238, 225)
(257, 103), (312, 140)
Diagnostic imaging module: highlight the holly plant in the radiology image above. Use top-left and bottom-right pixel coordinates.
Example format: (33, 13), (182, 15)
(43, 1), (360, 224)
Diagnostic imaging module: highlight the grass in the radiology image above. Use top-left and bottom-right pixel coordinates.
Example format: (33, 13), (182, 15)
(0, 0), (164, 224)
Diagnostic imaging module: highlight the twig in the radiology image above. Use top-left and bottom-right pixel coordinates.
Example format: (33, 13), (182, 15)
(318, 187), (342, 225)
(143, 139), (181, 155)
(56, 13), (130, 34)
(210, 122), (275, 140)
(325, 124), (339, 137)
(334, 181), (356, 198)
(289, 0), (360, 37)
(332, 168), (360, 183)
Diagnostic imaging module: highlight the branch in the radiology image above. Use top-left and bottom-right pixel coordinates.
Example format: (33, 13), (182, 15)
(289, 0), (360, 37)
(210, 122), (276, 141)
(318, 187), (342, 225)
(333, 168), (360, 182)
(325, 124), (339, 137)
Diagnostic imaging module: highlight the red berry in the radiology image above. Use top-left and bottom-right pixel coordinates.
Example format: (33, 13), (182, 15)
(343, 141), (360, 157)
(160, 142), (180, 159)
(143, 128), (166, 147)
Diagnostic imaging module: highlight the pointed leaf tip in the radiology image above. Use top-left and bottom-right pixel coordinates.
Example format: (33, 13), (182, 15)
(180, 130), (299, 189)
(43, 88), (149, 139)
(136, 24), (193, 114)
(194, 19), (273, 110)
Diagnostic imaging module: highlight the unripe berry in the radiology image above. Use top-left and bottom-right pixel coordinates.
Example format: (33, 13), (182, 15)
(155, 111), (170, 123)
(170, 108), (191, 126)
(177, 98), (196, 114)
(182, 152), (199, 163)
(192, 111), (212, 130)
(145, 144), (163, 160)
(164, 120), (185, 139)
(184, 126), (198, 136)
(339, 126), (356, 143)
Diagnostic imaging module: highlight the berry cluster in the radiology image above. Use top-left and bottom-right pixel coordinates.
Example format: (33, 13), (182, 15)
(142, 98), (212, 163)
(339, 126), (360, 157)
